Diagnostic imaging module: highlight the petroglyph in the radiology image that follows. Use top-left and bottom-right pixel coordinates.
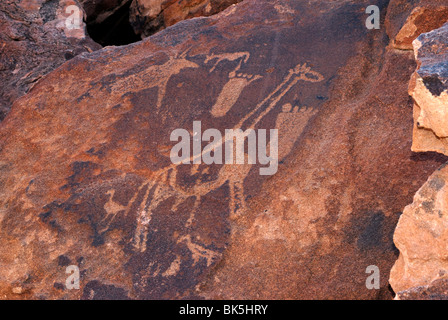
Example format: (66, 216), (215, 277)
(103, 190), (127, 223)
(211, 73), (262, 117)
(205, 52), (262, 117)
(177, 235), (220, 267)
(205, 52), (250, 73)
(238, 63), (323, 131)
(276, 104), (318, 160)
(162, 256), (181, 277)
(111, 49), (199, 111)
(98, 52), (324, 277)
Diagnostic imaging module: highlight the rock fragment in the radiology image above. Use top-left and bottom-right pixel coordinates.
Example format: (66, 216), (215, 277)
(410, 23), (448, 155)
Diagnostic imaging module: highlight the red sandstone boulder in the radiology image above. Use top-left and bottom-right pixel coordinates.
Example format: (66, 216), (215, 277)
(0, 0), (446, 300)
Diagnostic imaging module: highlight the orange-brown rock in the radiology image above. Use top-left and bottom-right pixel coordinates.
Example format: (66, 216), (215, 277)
(129, 0), (242, 37)
(0, 0), (446, 300)
(390, 19), (448, 299)
(385, 0), (448, 50)
(0, 0), (101, 121)
(390, 164), (448, 294)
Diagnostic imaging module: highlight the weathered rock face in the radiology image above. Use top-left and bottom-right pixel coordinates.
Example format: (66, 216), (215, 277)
(199, 26), (445, 300)
(0, 0), (101, 121)
(0, 0), (446, 300)
(390, 21), (448, 297)
(410, 22), (448, 155)
(390, 164), (448, 293)
(129, 0), (242, 37)
(396, 278), (448, 300)
(385, 0), (448, 50)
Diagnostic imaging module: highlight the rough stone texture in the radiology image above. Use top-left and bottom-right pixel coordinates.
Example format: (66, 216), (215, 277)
(410, 22), (448, 155)
(0, 0), (446, 300)
(396, 278), (448, 300)
(390, 164), (448, 293)
(390, 20), (448, 299)
(0, 0), (101, 121)
(129, 0), (243, 38)
(385, 0), (448, 50)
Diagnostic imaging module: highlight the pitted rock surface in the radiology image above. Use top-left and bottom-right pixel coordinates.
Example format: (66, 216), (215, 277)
(390, 163), (448, 293)
(396, 278), (448, 300)
(390, 20), (448, 299)
(0, 0), (101, 121)
(0, 0), (447, 299)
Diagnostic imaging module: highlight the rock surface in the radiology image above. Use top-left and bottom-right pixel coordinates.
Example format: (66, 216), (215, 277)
(129, 0), (242, 37)
(0, 0), (101, 121)
(390, 164), (448, 293)
(390, 20), (448, 298)
(396, 278), (448, 300)
(0, 0), (447, 300)
(385, 0), (448, 50)
(410, 22), (448, 155)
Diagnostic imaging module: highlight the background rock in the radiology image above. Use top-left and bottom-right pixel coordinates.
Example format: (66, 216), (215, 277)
(79, 0), (142, 46)
(129, 0), (242, 38)
(385, 0), (448, 50)
(0, 0), (447, 300)
(0, 0), (101, 121)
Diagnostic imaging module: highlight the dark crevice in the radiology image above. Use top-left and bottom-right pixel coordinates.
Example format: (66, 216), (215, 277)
(422, 75), (447, 97)
(386, 284), (396, 299)
(85, 0), (140, 47)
